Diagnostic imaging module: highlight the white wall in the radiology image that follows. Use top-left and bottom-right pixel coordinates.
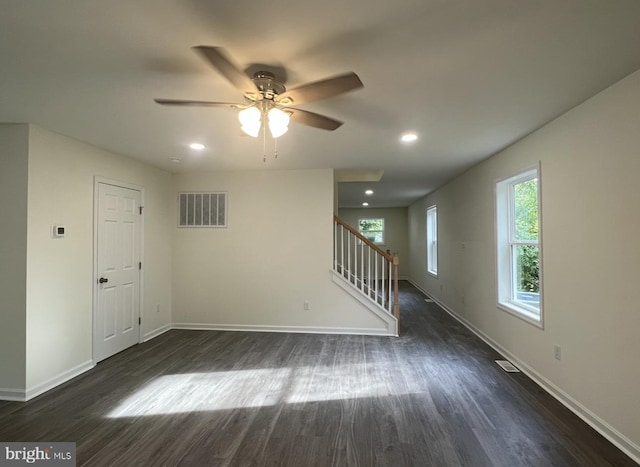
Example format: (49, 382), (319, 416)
(338, 207), (409, 278)
(0, 124), (29, 393)
(25, 126), (173, 392)
(408, 70), (640, 459)
(172, 169), (389, 333)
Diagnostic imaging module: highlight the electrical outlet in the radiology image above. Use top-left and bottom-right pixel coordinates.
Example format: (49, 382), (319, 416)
(303, 301), (311, 311)
(554, 345), (561, 360)
(461, 295), (465, 305)
(156, 304), (160, 313)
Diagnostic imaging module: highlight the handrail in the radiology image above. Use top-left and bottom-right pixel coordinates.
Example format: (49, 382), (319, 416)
(334, 215), (393, 260)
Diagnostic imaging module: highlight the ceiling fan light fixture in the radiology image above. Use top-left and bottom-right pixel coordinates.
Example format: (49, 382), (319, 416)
(268, 122), (288, 138)
(239, 106), (261, 126)
(239, 106), (262, 137)
(241, 123), (261, 138)
(267, 107), (290, 138)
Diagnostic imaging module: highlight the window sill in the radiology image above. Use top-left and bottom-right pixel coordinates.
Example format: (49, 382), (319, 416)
(427, 270), (438, 279)
(497, 301), (543, 329)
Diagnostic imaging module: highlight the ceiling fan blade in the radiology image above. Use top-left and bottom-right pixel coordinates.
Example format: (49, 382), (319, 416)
(276, 72), (363, 106)
(154, 98), (243, 108)
(287, 108), (343, 131)
(192, 46), (258, 95)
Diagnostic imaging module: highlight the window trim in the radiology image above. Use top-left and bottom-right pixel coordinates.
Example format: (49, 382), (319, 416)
(357, 217), (385, 245)
(495, 164), (543, 328)
(426, 205), (438, 277)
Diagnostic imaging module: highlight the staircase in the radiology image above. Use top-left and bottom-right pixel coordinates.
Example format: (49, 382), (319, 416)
(333, 216), (399, 335)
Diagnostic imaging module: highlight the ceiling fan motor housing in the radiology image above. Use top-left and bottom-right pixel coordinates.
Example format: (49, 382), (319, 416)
(251, 71), (286, 101)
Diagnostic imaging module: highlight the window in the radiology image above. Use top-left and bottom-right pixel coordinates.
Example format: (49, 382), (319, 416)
(426, 205), (438, 276)
(496, 166), (542, 325)
(178, 192), (227, 227)
(358, 218), (385, 244)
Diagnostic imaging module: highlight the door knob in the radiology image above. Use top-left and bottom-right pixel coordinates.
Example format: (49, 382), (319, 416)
(98, 277), (108, 284)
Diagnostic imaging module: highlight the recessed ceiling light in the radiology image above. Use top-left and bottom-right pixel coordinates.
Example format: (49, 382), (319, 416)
(365, 189), (374, 195)
(189, 143), (205, 150)
(362, 202), (369, 207)
(169, 157), (181, 163)
(400, 133), (418, 143)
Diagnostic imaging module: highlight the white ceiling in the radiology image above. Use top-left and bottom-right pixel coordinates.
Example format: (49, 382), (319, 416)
(2, 1), (640, 207)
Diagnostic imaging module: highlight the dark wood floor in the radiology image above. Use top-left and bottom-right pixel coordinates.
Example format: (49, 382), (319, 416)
(0, 282), (635, 466)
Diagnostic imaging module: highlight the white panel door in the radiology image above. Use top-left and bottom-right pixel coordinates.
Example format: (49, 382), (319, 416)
(95, 182), (142, 362)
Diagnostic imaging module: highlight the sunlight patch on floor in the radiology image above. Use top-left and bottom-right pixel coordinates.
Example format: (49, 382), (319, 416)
(106, 369), (291, 418)
(105, 362), (428, 418)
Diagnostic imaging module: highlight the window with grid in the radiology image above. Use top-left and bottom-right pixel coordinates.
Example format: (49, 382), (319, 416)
(496, 167), (542, 325)
(426, 205), (438, 276)
(358, 218), (385, 244)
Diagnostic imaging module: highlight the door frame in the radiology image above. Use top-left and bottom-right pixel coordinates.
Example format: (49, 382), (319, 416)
(92, 176), (145, 362)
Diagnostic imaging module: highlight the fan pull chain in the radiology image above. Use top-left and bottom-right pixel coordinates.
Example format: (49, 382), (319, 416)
(263, 119), (267, 163)
(274, 137), (278, 159)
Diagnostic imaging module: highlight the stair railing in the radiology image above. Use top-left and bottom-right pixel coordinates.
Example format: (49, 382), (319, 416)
(333, 215), (400, 321)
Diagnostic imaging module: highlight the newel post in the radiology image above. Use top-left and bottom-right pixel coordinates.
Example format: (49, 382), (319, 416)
(393, 255), (400, 321)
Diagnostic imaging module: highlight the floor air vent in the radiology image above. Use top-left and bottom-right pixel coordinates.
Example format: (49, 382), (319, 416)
(424, 298), (434, 303)
(495, 360), (520, 373)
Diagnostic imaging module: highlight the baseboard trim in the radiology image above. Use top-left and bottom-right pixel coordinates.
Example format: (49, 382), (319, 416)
(25, 360), (95, 401)
(1, 360), (96, 402)
(407, 279), (640, 464)
(407, 279), (430, 298)
(172, 322), (396, 337)
(143, 323), (172, 342)
(0, 387), (26, 401)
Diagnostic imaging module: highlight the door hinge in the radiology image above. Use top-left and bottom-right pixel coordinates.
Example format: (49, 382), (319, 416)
(138, 317), (141, 325)
(139, 206), (144, 215)
(139, 262), (142, 270)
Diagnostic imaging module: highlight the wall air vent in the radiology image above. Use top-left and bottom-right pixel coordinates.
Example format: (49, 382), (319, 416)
(178, 192), (227, 228)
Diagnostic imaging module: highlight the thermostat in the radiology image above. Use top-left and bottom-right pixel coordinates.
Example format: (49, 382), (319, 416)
(53, 225), (66, 238)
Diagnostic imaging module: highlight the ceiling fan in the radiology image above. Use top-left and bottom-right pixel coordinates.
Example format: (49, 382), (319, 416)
(154, 46), (364, 139)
